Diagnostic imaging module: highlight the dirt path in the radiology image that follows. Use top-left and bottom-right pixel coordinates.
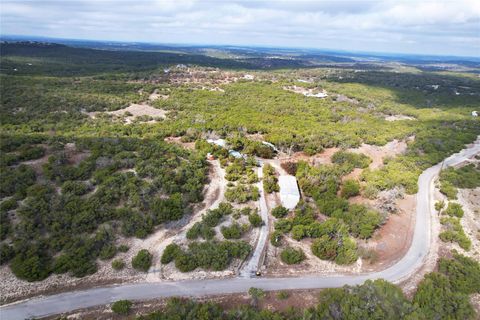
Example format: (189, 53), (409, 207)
(145, 160), (227, 282)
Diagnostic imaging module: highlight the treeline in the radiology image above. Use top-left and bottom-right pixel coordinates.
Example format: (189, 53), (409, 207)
(0, 42), (253, 77)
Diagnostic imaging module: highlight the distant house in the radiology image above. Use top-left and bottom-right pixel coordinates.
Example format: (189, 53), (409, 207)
(278, 175), (300, 210)
(472, 111), (478, 117)
(243, 74), (254, 80)
(207, 138), (226, 148)
(228, 150), (243, 159)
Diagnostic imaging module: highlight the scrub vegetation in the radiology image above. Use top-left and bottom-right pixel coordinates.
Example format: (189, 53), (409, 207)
(138, 252), (480, 320)
(0, 42), (479, 284)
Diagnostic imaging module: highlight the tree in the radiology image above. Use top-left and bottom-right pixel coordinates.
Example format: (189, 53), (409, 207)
(271, 206), (288, 219)
(280, 247), (305, 265)
(270, 230), (283, 247)
(111, 299), (132, 315)
(248, 287), (266, 308)
(161, 243), (182, 264)
(435, 200), (445, 213)
(111, 259), (125, 270)
(413, 272), (475, 320)
(132, 249), (152, 272)
(248, 212), (263, 227)
(444, 202), (464, 218)
(438, 251), (480, 295)
(317, 280), (413, 320)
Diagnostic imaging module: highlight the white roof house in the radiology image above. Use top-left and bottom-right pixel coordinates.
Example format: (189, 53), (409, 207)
(278, 175), (300, 210)
(472, 111), (478, 117)
(207, 138), (226, 148)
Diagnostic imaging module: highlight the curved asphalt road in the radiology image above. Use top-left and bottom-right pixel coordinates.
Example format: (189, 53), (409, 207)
(2, 139), (479, 320)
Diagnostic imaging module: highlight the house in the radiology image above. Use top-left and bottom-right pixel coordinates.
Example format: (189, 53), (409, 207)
(243, 74), (254, 80)
(472, 111), (478, 117)
(228, 150), (243, 159)
(207, 138), (226, 148)
(278, 175), (300, 210)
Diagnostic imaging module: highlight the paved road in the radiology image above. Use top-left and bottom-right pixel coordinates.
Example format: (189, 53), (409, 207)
(239, 164), (270, 277)
(2, 139), (479, 320)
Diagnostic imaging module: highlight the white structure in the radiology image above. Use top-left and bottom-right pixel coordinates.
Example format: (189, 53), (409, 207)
(261, 141), (279, 153)
(304, 91), (328, 98)
(243, 74), (254, 80)
(472, 111), (478, 117)
(228, 150), (243, 159)
(206, 138), (226, 148)
(278, 175), (300, 210)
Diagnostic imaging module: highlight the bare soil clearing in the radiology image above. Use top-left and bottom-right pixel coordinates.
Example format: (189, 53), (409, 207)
(163, 136), (195, 150)
(385, 115), (416, 121)
(88, 103), (167, 124)
(348, 138), (411, 169)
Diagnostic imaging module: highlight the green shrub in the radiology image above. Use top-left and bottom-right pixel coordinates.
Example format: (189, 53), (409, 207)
(439, 217), (471, 250)
(341, 179), (360, 198)
(271, 206), (289, 218)
(444, 202), (464, 218)
(270, 231), (283, 247)
(263, 164), (279, 193)
(332, 204), (382, 239)
(276, 291), (290, 300)
(221, 222), (244, 239)
(413, 273), (475, 320)
(161, 244), (182, 264)
(248, 212), (263, 227)
(274, 219), (292, 233)
(132, 249), (152, 272)
(317, 280), (413, 320)
(435, 200), (445, 213)
(438, 251), (480, 295)
(331, 151), (371, 171)
(439, 181), (457, 199)
(0, 244), (14, 265)
(111, 299), (132, 315)
(291, 225), (306, 241)
(280, 247), (306, 265)
(111, 259), (125, 270)
(117, 244), (130, 252)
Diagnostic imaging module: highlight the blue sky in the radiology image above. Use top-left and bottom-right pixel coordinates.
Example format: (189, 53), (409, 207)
(1, 0), (479, 57)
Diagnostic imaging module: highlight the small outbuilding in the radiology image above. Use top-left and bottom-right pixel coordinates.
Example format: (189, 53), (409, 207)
(472, 111), (478, 117)
(278, 175), (300, 210)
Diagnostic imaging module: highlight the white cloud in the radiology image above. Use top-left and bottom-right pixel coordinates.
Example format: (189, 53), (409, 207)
(0, 0), (479, 56)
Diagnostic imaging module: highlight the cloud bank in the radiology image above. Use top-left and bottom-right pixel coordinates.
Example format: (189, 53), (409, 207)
(1, 0), (479, 56)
